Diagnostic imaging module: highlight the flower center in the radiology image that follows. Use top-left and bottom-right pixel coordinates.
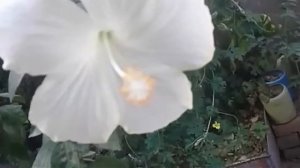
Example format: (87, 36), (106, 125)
(100, 31), (155, 105)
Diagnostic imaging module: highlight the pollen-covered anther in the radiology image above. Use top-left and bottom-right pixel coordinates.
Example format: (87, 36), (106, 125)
(120, 67), (155, 105)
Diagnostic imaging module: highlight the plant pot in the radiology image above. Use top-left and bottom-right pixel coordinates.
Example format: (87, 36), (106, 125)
(264, 70), (296, 100)
(226, 113), (281, 168)
(261, 84), (296, 124)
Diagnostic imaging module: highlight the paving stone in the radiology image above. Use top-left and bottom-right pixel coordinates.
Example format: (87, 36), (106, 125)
(283, 147), (300, 159)
(272, 115), (300, 137)
(277, 133), (300, 150)
(283, 159), (300, 168)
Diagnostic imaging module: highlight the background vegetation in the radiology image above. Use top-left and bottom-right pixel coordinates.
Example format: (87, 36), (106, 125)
(1, 0), (300, 167)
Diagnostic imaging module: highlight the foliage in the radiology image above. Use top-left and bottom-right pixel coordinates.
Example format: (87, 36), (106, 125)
(0, 105), (31, 168)
(118, 0), (299, 167)
(1, 0), (300, 168)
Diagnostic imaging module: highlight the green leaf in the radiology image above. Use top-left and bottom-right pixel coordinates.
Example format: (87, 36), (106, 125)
(32, 136), (57, 168)
(89, 157), (129, 168)
(206, 157), (225, 168)
(211, 77), (226, 93)
(251, 121), (268, 140)
(0, 105), (26, 124)
(51, 142), (84, 168)
(145, 132), (161, 154)
(220, 119), (237, 135)
(206, 106), (219, 116)
(0, 105), (29, 165)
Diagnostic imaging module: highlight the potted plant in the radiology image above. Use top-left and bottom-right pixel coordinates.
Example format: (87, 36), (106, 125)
(263, 69), (296, 100)
(264, 70), (289, 90)
(259, 84), (296, 124)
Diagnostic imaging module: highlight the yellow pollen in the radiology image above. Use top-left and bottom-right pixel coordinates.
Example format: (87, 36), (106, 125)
(120, 67), (155, 106)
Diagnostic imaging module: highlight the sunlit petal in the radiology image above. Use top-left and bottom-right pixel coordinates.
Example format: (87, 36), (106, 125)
(0, 0), (97, 75)
(29, 48), (121, 143)
(8, 71), (23, 101)
(81, 0), (214, 70)
(0, 0), (215, 144)
(119, 64), (192, 133)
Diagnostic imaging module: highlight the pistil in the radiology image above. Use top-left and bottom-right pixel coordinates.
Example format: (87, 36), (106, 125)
(100, 31), (155, 105)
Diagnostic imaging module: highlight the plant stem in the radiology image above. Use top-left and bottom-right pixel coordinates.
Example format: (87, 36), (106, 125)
(199, 68), (206, 87)
(296, 61), (300, 74)
(216, 111), (239, 126)
(191, 88), (215, 147)
(230, 0), (245, 15)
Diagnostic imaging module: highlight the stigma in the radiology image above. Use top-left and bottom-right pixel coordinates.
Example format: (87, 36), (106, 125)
(120, 67), (155, 105)
(100, 31), (155, 105)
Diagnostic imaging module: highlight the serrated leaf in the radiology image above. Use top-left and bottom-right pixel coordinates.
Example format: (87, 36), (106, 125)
(145, 132), (161, 154)
(51, 142), (86, 168)
(206, 106), (219, 116)
(206, 157), (225, 168)
(32, 136), (56, 168)
(211, 77), (226, 93)
(0, 105), (29, 166)
(89, 157), (129, 168)
(0, 105), (25, 121)
(0, 105), (26, 141)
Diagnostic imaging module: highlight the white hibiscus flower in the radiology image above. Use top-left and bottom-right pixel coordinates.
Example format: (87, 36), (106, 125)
(0, 0), (214, 143)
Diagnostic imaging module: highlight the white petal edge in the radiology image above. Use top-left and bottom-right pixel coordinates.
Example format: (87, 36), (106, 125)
(119, 65), (193, 134)
(81, 0), (215, 71)
(29, 127), (42, 138)
(8, 71), (23, 101)
(0, 0), (97, 75)
(29, 48), (121, 144)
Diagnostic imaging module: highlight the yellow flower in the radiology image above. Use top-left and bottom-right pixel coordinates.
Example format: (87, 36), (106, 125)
(212, 121), (221, 130)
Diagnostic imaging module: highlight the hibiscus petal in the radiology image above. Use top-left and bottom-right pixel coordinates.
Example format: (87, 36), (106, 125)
(119, 64), (192, 133)
(8, 71), (23, 101)
(29, 53), (121, 143)
(81, 0), (214, 71)
(0, 0), (97, 75)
